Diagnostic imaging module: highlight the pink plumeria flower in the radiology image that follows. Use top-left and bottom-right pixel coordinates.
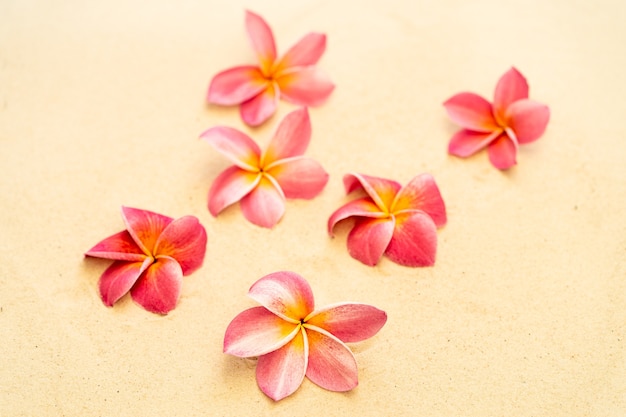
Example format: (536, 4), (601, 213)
(207, 10), (335, 127)
(443, 67), (550, 169)
(224, 271), (387, 401)
(85, 207), (207, 314)
(200, 107), (329, 228)
(328, 173), (447, 267)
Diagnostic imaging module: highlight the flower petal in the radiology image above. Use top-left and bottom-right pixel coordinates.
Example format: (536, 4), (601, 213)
(448, 129), (501, 158)
(248, 271), (315, 322)
(256, 327), (308, 401)
(267, 157), (328, 199)
(304, 327), (358, 392)
(493, 67), (529, 124)
(488, 134), (518, 170)
(276, 67), (335, 106)
(391, 173), (447, 227)
(385, 211), (438, 267)
(327, 197), (387, 236)
(85, 230), (146, 262)
(306, 303), (387, 343)
(224, 306), (300, 357)
(206, 66), (268, 105)
(121, 207), (173, 256)
(200, 126), (261, 171)
(505, 99), (550, 144)
(275, 32), (326, 72)
(154, 216), (207, 276)
(98, 258), (151, 307)
(130, 256), (183, 314)
(208, 166), (261, 217)
(245, 10), (276, 75)
(240, 175), (285, 228)
(240, 83), (279, 127)
(343, 173), (401, 212)
(347, 217), (395, 266)
(263, 107), (311, 164)
(443, 92), (499, 132)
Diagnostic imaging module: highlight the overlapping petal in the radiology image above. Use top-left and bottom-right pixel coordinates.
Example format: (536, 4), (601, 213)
(488, 134), (518, 170)
(208, 167), (261, 217)
(448, 129), (501, 158)
(200, 126), (261, 171)
(248, 271), (315, 321)
(121, 206), (173, 256)
(443, 92), (499, 132)
(85, 230), (146, 262)
(347, 217), (395, 266)
(263, 107), (311, 163)
(129, 256), (183, 314)
(493, 67), (528, 123)
(304, 327), (358, 392)
(154, 216), (207, 275)
(98, 259), (151, 307)
(327, 197), (388, 236)
(276, 67), (335, 106)
(305, 303), (387, 343)
(268, 157), (328, 199)
(343, 173), (401, 212)
(385, 211), (438, 267)
(240, 175), (285, 228)
(245, 10), (276, 75)
(505, 99), (550, 144)
(391, 174), (447, 227)
(240, 82), (279, 127)
(207, 66), (268, 106)
(276, 33), (326, 71)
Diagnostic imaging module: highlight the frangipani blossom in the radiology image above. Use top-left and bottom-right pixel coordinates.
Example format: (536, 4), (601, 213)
(207, 10), (335, 126)
(224, 271), (387, 401)
(328, 173), (447, 267)
(443, 67), (550, 169)
(200, 107), (329, 228)
(85, 207), (207, 314)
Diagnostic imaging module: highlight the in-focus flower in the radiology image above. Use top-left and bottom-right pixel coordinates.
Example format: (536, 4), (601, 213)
(200, 107), (329, 228)
(443, 67), (550, 169)
(85, 206), (207, 314)
(328, 173), (446, 267)
(224, 271), (387, 401)
(207, 10), (335, 127)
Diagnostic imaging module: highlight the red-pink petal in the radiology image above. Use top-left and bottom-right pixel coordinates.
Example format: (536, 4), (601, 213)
(85, 230), (146, 262)
(488, 134), (518, 170)
(240, 175), (285, 228)
(493, 67), (529, 124)
(276, 67), (335, 106)
(347, 217), (395, 266)
(248, 271), (315, 322)
(385, 211), (438, 267)
(121, 206), (173, 256)
(256, 327), (308, 401)
(130, 256), (183, 314)
(275, 32), (326, 71)
(208, 167), (261, 217)
(98, 258), (151, 307)
(267, 157), (328, 199)
(245, 10), (276, 75)
(448, 129), (502, 158)
(263, 107), (311, 163)
(200, 126), (261, 171)
(443, 92), (499, 132)
(224, 306), (300, 357)
(206, 66), (268, 106)
(240, 83), (279, 127)
(154, 216), (207, 276)
(505, 99), (550, 144)
(327, 197), (387, 236)
(343, 173), (401, 212)
(306, 303), (387, 343)
(391, 173), (447, 227)
(304, 327), (358, 392)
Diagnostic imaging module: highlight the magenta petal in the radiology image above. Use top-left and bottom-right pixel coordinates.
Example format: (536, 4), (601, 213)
(306, 303), (387, 343)
(207, 66), (268, 105)
(224, 306), (300, 357)
(276, 32), (326, 70)
(208, 167), (261, 217)
(276, 67), (335, 106)
(98, 258), (151, 307)
(268, 157), (328, 199)
(263, 107), (311, 163)
(248, 271), (315, 321)
(200, 126), (261, 171)
(240, 84), (279, 127)
(256, 328), (308, 401)
(493, 67), (529, 123)
(154, 216), (207, 276)
(305, 328), (358, 392)
(121, 207), (173, 255)
(506, 99), (550, 144)
(130, 256), (183, 314)
(443, 92), (499, 132)
(347, 217), (395, 266)
(488, 134), (518, 169)
(448, 129), (501, 158)
(343, 173), (401, 212)
(385, 211), (438, 267)
(327, 197), (387, 236)
(85, 230), (146, 262)
(392, 173), (447, 227)
(245, 10), (276, 75)
(240, 176), (285, 228)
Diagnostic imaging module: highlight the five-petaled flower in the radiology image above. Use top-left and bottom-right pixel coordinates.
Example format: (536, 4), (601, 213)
(200, 107), (329, 228)
(328, 173), (447, 267)
(85, 206), (207, 314)
(224, 271), (387, 401)
(443, 67), (550, 169)
(207, 10), (335, 127)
